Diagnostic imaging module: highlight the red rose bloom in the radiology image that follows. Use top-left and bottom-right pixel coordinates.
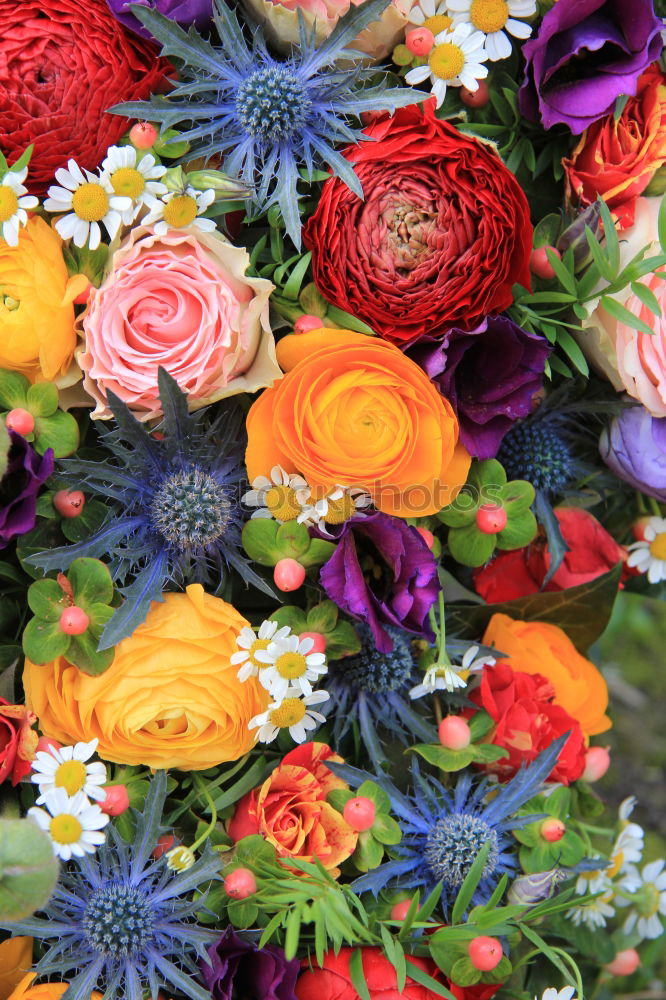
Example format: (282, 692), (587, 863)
(303, 101), (532, 347)
(467, 662), (586, 785)
(473, 507), (626, 602)
(295, 948), (502, 1000)
(0, 698), (38, 786)
(0, 0), (170, 195)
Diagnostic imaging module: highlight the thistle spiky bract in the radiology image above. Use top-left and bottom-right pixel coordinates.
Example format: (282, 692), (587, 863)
(111, 0), (421, 245)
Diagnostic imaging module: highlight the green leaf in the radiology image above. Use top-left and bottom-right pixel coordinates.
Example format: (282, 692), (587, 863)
(67, 625), (115, 676)
(327, 788), (354, 812)
(556, 329), (590, 376)
(352, 830), (384, 872)
(659, 191), (666, 253)
(349, 949), (372, 1000)
(357, 780), (391, 813)
(27, 578), (67, 622)
(370, 813), (402, 846)
(517, 921), (578, 989)
(300, 538), (337, 569)
(630, 280), (662, 317)
(450, 957), (482, 987)
(451, 839), (492, 923)
(598, 200), (620, 275)
(306, 600), (338, 633)
(282, 252), (313, 301)
(325, 305), (375, 335)
(33, 410), (80, 458)
(0, 369), (29, 410)
(326, 620), (361, 659)
(60, 498), (108, 543)
(68, 558), (114, 608)
(496, 510), (537, 551)
(404, 959), (458, 1000)
(498, 480), (534, 511)
(601, 295), (656, 336)
(22, 615), (70, 664)
(269, 606), (308, 633)
(26, 382), (58, 417)
(242, 519), (310, 566)
(585, 226), (615, 282)
(228, 899), (259, 929)
(448, 523), (496, 568)
(409, 743), (478, 772)
(545, 248), (577, 295)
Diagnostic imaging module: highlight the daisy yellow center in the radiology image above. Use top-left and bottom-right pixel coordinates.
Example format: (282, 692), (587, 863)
(607, 850), (624, 879)
(423, 13), (453, 32)
(0, 187), (18, 223)
(275, 651), (308, 679)
(71, 183), (110, 222)
(50, 813), (83, 845)
(248, 638), (271, 667)
(269, 698), (306, 728)
(110, 167), (145, 199)
(163, 194), (198, 228)
(325, 495), (357, 525)
(429, 43), (465, 80)
(470, 0), (509, 33)
(265, 485), (301, 522)
(649, 532), (666, 560)
(54, 759), (87, 796)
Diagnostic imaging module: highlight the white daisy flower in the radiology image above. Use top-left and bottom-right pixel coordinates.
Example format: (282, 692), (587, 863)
(447, 0), (537, 61)
(627, 516), (666, 583)
(101, 144), (168, 224)
(409, 645), (495, 698)
(405, 22), (488, 107)
(142, 185), (217, 235)
(28, 788), (110, 862)
(0, 167), (39, 246)
(255, 632), (328, 702)
(538, 989), (577, 1000)
(298, 485), (373, 535)
(408, 0), (455, 34)
(621, 859), (666, 940)
(231, 619), (293, 682)
(249, 689), (329, 745)
(242, 465), (311, 523)
(31, 738), (107, 804)
(43, 159), (132, 250)
(566, 884), (616, 929)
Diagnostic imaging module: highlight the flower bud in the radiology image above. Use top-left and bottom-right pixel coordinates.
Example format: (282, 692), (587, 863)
(186, 169), (253, 200)
(557, 202), (603, 273)
(162, 166), (188, 192)
(506, 869), (565, 905)
(582, 746), (611, 782)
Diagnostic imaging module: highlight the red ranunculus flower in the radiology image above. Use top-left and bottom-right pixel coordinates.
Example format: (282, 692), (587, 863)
(466, 662), (586, 785)
(473, 507), (627, 602)
(0, 0), (170, 195)
(295, 948), (502, 1000)
(0, 698), (38, 786)
(303, 101), (532, 347)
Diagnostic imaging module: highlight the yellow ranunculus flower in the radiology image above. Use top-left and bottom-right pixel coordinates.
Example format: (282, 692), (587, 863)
(23, 585), (269, 770)
(7, 973), (101, 1000)
(0, 217), (86, 383)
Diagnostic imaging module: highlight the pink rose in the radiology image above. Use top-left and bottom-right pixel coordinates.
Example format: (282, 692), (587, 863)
(78, 226), (280, 421)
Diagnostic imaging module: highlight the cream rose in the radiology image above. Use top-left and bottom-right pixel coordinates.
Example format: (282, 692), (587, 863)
(77, 225), (281, 421)
(580, 196), (666, 414)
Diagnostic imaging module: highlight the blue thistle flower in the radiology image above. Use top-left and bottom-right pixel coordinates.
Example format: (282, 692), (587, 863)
(29, 368), (273, 646)
(3, 771), (219, 1000)
(324, 624), (436, 770)
(329, 738), (564, 916)
(497, 420), (575, 499)
(111, 0), (420, 245)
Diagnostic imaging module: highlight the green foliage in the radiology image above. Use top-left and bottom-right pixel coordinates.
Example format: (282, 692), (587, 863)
(512, 788), (586, 872)
(327, 780), (402, 872)
(269, 600), (361, 658)
(242, 518), (336, 569)
(0, 145), (33, 180)
(0, 369), (79, 458)
(0, 817), (59, 921)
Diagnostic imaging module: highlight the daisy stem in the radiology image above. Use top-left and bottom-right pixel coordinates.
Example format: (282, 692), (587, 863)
(648, 496), (662, 518)
(190, 774), (218, 853)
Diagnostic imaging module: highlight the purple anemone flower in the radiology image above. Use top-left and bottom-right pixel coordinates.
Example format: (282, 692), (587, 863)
(406, 315), (550, 460)
(600, 405), (666, 501)
(106, 0), (214, 39)
(201, 928), (299, 1000)
(319, 510), (439, 654)
(518, 0), (663, 134)
(0, 432), (53, 549)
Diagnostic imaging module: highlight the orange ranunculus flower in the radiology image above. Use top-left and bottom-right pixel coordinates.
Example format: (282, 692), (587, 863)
(246, 328), (470, 517)
(8, 973), (101, 1000)
(0, 217), (86, 383)
(23, 585), (269, 770)
(482, 614), (611, 737)
(564, 63), (666, 230)
(0, 939), (32, 1000)
(228, 742), (358, 872)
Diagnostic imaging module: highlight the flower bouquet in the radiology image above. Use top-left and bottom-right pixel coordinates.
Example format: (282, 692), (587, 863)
(1, 0), (666, 998)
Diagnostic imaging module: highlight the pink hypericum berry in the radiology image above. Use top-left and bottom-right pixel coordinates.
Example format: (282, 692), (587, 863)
(343, 796), (376, 832)
(632, 516), (652, 542)
(73, 280), (93, 305)
(460, 80), (490, 108)
(300, 631), (327, 654)
(391, 899), (418, 920)
(438, 716), (472, 750)
(59, 606), (90, 635)
(274, 558), (306, 592)
(583, 746), (611, 782)
(405, 27), (434, 56)
(530, 246), (561, 280)
(129, 121), (158, 148)
(53, 490), (85, 519)
(35, 736), (62, 756)
(152, 834), (177, 860)
(100, 785), (130, 816)
(294, 314), (324, 333)
(416, 527), (435, 549)
(605, 948), (640, 976)
(476, 503), (508, 534)
(468, 936), (503, 971)
(5, 408), (35, 436)
(540, 818), (566, 842)
(224, 867), (257, 899)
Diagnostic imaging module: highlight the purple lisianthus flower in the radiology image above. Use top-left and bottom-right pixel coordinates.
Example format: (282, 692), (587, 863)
(0, 432), (53, 549)
(107, 0), (214, 38)
(406, 315), (550, 460)
(518, 0), (663, 134)
(201, 928), (299, 1000)
(319, 510), (439, 654)
(600, 405), (666, 501)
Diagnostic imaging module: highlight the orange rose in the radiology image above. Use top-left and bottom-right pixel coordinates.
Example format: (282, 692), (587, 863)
(228, 742), (358, 872)
(23, 585), (269, 770)
(8, 974), (100, 1000)
(564, 63), (666, 229)
(482, 614), (611, 737)
(245, 328), (470, 517)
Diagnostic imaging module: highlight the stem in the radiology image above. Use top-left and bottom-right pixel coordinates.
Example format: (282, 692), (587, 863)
(648, 496), (662, 518)
(190, 774), (218, 854)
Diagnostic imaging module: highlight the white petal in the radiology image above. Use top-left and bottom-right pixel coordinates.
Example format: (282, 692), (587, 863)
(506, 17), (532, 38)
(405, 64), (432, 84)
(486, 30), (512, 60)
